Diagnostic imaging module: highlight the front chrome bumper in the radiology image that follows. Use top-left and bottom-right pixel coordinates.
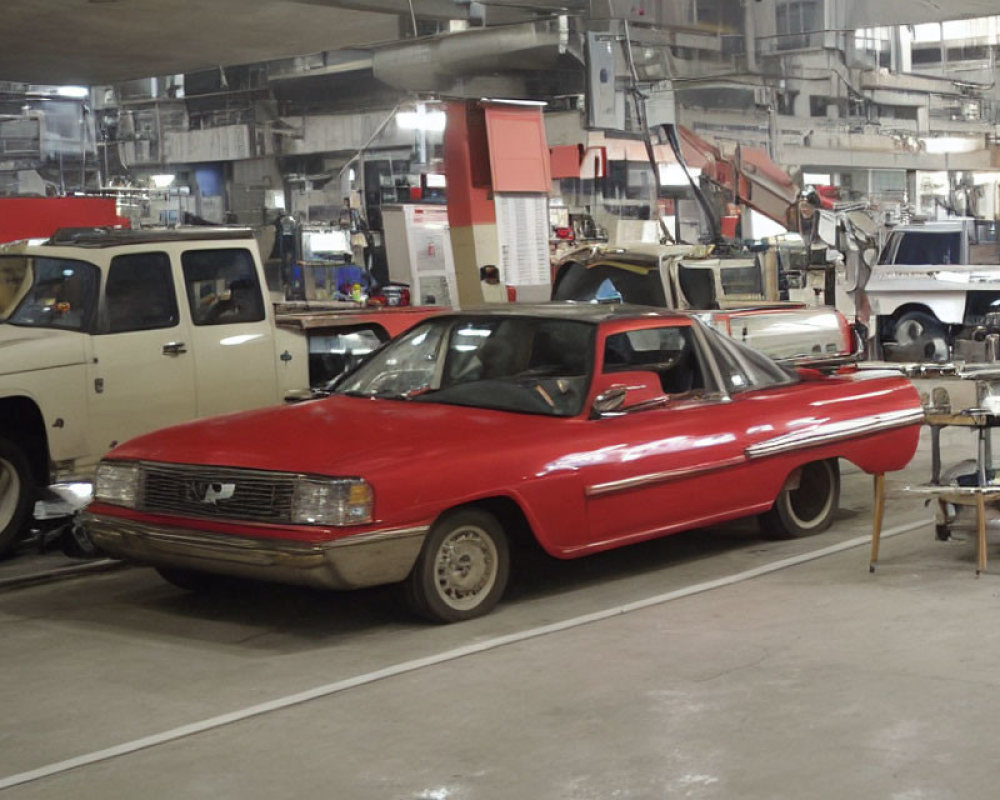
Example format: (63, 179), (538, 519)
(83, 512), (428, 590)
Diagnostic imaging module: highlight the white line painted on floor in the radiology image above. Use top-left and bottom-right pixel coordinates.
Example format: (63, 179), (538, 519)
(0, 520), (927, 791)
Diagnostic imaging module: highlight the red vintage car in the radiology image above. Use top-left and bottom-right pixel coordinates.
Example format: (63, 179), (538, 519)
(84, 304), (923, 622)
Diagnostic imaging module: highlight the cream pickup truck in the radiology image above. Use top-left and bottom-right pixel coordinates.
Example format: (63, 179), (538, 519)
(0, 227), (433, 557)
(551, 243), (856, 364)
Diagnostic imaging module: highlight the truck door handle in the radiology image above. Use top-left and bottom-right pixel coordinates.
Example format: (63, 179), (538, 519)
(162, 341), (187, 356)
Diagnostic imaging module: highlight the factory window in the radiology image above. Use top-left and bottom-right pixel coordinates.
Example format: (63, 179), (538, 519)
(776, 0), (819, 51)
(809, 96), (829, 117)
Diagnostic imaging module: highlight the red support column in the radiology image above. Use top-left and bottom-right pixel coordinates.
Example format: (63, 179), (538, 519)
(444, 101), (499, 305)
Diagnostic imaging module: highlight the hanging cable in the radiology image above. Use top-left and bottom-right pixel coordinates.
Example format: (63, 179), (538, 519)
(660, 123), (720, 244)
(621, 19), (674, 244)
(406, 0), (418, 37)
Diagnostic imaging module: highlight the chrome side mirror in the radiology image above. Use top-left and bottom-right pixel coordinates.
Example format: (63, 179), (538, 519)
(591, 385), (628, 416)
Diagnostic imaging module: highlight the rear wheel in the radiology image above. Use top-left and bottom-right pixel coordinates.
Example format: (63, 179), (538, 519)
(760, 459), (840, 539)
(893, 311), (949, 362)
(0, 438), (34, 559)
(404, 508), (510, 623)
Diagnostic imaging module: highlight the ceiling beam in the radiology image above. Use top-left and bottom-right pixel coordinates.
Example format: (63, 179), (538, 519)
(291, 0), (576, 24)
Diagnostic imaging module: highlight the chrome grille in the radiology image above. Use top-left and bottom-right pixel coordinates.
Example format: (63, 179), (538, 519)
(139, 463), (297, 523)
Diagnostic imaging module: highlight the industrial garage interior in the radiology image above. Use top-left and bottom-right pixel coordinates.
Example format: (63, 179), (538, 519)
(5, 2), (1000, 797)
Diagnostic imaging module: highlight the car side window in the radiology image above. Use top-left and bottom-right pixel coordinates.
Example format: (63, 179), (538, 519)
(181, 248), (265, 326)
(308, 326), (388, 386)
(105, 252), (178, 333)
(603, 326), (704, 394)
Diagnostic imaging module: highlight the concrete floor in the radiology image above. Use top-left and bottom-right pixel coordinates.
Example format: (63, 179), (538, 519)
(1, 424), (998, 799)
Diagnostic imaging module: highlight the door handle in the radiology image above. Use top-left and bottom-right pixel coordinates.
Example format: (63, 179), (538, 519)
(162, 341), (187, 356)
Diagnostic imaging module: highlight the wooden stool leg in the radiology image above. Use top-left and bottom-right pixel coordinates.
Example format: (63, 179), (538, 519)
(977, 493), (988, 576)
(870, 472), (886, 573)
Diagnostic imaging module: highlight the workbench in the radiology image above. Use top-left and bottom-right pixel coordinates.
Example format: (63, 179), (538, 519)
(871, 408), (1000, 575)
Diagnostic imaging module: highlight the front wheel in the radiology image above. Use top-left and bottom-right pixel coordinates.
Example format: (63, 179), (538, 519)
(759, 459), (840, 539)
(0, 438), (34, 559)
(893, 311), (949, 362)
(404, 508), (510, 623)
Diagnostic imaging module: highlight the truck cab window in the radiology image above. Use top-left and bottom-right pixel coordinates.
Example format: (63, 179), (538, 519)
(181, 248), (265, 326)
(105, 253), (178, 333)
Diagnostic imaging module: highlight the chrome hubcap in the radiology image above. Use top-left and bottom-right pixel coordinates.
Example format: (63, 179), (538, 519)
(433, 526), (498, 611)
(787, 462), (833, 529)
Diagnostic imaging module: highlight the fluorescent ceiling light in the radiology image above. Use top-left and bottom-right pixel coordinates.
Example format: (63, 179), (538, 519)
(396, 106), (446, 132)
(56, 86), (89, 98)
(479, 98), (547, 106)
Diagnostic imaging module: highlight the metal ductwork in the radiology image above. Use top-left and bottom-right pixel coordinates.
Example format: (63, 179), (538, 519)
(372, 18), (580, 92)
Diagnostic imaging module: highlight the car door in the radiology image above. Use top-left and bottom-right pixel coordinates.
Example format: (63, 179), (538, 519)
(179, 246), (280, 416)
(88, 251), (197, 454)
(579, 322), (768, 546)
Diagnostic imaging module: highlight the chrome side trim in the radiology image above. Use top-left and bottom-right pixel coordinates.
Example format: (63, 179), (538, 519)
(745, 407), (925, 460)
(83, 512), (429, 590)
(586, 454), (747, 498)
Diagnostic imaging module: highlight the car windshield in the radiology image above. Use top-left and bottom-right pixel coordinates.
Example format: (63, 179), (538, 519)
(3, 256), (100, 332)
(552, 260), (668, 306)
(337, 315), (595, 417)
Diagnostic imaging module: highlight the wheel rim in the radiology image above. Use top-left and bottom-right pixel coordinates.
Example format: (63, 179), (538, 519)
(895, 319), (925, 342)
(785, 462), (834, 529)
(0, 456), (20, 531)
(895, 316), (948, 362)
(432, 524), (499, 612)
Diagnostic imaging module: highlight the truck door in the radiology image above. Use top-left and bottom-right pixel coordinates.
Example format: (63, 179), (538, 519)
(178, 246), (280, 416)
(88, 252), (197, 453)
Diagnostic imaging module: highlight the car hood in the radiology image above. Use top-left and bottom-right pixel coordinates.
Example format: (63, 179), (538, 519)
(0, 323), (87, 376)
(105, 395), (562, 477)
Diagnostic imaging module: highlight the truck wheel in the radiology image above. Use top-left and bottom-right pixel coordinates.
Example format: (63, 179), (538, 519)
(403, 508), (510, 623)
(759, 459), (840, 539)
(0, 438), (33, 559)
(894, 311), (948, 362)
